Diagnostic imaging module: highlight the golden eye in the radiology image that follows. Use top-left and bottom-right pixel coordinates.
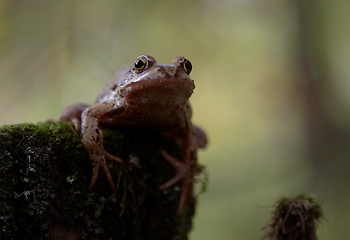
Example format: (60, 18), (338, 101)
(183, 59), (192, 74)
(134, 56), (148, 73)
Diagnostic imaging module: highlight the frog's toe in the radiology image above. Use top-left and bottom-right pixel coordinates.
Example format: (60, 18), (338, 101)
(160, 174), (182, 190)
(177, 180), (192, 215)
(159, 149), (195, 215)
(159, 149), (187, 189)
(105, 152), (123, 163)
(88, 160), (100, 190)
(71, 118), (81, 132)
(67, 120), (80, 138)
(88, 158), (116, 191)
(100, 159), (116, 190)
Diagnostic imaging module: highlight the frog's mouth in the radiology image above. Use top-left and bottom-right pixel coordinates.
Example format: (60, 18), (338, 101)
(120, 77), (195, 108)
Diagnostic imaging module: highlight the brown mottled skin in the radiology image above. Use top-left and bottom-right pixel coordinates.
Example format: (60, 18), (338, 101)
(60, 55), (207, 214)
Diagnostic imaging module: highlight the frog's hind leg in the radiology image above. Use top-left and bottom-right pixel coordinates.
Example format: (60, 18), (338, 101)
(159, 150), (184, 189)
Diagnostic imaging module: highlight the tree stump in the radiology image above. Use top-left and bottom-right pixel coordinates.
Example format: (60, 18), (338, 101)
(0, 122), (205, 240)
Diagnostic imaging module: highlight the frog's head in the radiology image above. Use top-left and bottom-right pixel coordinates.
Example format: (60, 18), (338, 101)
(119, 55), (195, 108)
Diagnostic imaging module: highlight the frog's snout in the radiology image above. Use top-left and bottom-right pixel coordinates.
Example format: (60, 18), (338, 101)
(162, 66), (177, 76)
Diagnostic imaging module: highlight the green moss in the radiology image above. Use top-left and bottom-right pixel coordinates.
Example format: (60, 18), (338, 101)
(0, 122), (201, 239)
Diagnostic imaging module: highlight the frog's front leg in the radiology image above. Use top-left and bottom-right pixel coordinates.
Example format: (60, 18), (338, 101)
(81, 101), (123, 190)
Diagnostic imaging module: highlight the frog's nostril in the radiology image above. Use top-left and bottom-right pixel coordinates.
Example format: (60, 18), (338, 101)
(163, 66), (177, 76)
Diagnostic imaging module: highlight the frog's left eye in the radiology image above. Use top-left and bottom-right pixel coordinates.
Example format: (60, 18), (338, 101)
(183, 59), (192, 74)
(134, 56), (148, 73)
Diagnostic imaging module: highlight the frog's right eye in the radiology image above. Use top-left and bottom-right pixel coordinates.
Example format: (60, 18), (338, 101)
(134, 56), (148, 73)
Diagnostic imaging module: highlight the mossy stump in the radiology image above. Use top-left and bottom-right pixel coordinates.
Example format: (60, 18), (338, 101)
(0, 122), (200, 240)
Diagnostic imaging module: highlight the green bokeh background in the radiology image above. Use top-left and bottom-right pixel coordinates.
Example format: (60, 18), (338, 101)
(1, 0), (350, 239)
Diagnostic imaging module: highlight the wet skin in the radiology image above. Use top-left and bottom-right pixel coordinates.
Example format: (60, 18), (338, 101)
(60, 55), (207, 214)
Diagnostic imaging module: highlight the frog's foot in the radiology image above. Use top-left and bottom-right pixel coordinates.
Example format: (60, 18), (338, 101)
(88, 152), (123, 191)
(159, 149), (195, 215)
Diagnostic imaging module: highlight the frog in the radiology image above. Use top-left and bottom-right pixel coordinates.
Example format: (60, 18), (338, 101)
(59, 55), (207, 214)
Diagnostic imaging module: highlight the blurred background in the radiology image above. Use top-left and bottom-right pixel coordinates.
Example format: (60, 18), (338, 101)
(1, 0), (350, 239)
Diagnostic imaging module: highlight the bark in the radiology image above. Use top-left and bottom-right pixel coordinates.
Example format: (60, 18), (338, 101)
(0, 122), (204, 240)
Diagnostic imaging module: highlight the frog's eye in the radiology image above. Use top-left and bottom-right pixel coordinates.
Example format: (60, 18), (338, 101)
(134, 56), (148, 73)
(183, 59), (192, 74)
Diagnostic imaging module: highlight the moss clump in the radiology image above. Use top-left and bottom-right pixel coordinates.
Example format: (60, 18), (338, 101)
(265, 194), (323, 240)
(0, 122), (203, 239)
